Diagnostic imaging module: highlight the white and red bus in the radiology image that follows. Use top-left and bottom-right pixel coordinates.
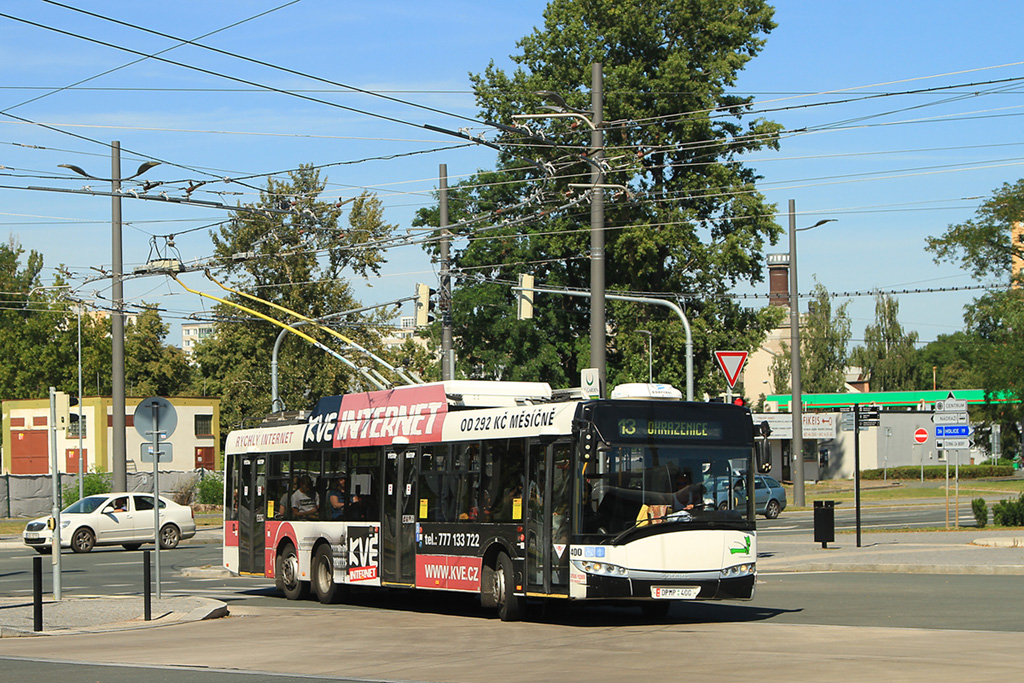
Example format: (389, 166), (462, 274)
(223, 380), (760, 620)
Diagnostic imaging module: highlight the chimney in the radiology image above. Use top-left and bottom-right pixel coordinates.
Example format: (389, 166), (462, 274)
(767, 253), (790, 307)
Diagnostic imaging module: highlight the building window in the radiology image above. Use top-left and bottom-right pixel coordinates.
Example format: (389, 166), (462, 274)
(195, 414), (214, 437)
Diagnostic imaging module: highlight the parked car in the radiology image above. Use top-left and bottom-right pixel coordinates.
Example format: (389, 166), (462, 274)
(23, 492), (196, 553)
(705, 474), (787, 519)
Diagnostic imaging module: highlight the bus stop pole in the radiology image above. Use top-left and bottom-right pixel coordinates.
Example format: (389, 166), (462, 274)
(151, 402), (162, 600)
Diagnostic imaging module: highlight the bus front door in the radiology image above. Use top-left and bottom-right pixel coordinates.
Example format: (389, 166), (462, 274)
(382, 447), (417, 585)
(526, 442), (571, 595)
(238, 455), (267, 575)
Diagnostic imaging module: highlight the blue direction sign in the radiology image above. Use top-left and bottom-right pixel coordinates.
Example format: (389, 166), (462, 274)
(936, 425), (970, 437)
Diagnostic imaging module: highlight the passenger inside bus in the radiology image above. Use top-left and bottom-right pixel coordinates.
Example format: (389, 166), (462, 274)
(327, 476), (362, 520)
(291, 475), (319, 519)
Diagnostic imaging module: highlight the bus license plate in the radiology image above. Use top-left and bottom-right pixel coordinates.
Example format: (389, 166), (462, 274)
(651, 586), (699, 600)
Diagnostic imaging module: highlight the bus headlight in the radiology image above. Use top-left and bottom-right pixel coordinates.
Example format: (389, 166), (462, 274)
(572, 560), (629, 577)
(719, 562), (755, 579)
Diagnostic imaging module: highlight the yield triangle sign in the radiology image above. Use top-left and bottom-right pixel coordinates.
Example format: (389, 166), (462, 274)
(714, 350), (748, 389)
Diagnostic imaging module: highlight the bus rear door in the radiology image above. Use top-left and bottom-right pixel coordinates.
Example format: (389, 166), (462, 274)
(238, 455), (267, 575)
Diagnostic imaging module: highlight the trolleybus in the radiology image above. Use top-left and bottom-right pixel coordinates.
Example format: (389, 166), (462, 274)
(223, 380), (762, 620)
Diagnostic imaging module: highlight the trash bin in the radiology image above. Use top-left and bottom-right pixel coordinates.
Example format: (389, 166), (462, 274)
(813, 500), (835, 548)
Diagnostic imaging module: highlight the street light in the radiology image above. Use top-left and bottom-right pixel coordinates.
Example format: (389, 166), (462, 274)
(788, 199), (836, 508)
(60, 143), (159, 491)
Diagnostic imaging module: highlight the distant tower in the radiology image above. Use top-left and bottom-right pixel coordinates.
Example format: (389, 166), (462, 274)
(767, 253), (790, 307)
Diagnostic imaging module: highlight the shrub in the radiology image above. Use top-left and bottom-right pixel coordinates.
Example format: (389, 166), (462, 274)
(196, 471), (224, 505)
(61, 469), (112, 506)
(992, 493), (1024, 527)
(861, 465), (1014, 480)
(972, 498), (988, 528)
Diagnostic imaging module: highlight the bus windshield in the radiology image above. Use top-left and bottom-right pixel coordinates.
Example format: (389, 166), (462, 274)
(579, 443), (751, 538)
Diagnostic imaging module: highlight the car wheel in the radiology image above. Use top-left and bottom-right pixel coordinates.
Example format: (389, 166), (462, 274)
(159, 524), (180, 549)
(491, 552), (522, 622)
(71, 527), (95, 553)
(312, 544), (346, 604)
(718, 501), (729, 511)
(122, 543), (143, 551)
(765, 499), (781, 519)
(275, 542), (309, 600)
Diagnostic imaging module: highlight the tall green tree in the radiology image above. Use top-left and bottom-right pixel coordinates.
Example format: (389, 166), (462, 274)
(125, 307), (193, 397)
(415, 0), (784, 394)
(850, 293), (919, 391)
(195, 165), (397, 430)
(915, 332), (982, 392)
(925, 179), (1024, 453)
(771, 282), (851, 394)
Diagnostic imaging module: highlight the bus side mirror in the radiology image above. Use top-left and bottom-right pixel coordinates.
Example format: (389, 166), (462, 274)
(755, 441), (771, 473)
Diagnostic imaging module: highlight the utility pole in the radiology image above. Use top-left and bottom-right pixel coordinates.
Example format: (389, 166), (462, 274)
(589, 63), (606, 397)
(789, 200), (804, 508)
(111, 141), (127, 492)
(439, 164), (454, 380)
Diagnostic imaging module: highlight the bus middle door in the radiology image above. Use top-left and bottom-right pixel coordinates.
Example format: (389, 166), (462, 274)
(238, 455), (267, 575)
(526, 442), (571, 595)
(382, 447), (417, 585)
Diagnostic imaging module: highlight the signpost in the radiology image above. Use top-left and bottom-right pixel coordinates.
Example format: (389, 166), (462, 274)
(934, 392), (969, 529)
(713, 351), (747, 403)
(134, 397), (177, 599)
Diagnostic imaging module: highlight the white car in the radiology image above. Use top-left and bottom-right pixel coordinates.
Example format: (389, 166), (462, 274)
(23, 492), (197, 553)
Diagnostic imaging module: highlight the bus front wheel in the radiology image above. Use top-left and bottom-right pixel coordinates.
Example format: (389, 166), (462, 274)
(491, 553), (522, 622)
(275, 542), (309, 600)
(312, 544), (346, 604)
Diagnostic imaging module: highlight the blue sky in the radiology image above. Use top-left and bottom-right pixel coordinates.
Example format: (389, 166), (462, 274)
(1, 1), (1022, 353)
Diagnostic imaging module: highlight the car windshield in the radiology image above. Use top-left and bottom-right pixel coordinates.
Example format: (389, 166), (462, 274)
(63, 495), (108, 514)
(579, 443), (751, 538)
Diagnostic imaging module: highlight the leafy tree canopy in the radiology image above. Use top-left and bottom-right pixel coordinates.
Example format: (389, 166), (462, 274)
(415, 0), (784, 394)
(849, 293), (919, 392)
(196, 165), (398, 429)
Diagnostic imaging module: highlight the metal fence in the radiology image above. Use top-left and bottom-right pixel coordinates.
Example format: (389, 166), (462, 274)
(0, 471), (215, 518)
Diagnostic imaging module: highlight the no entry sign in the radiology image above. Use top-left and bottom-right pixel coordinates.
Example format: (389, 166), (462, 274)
(913, 427), (928, 444)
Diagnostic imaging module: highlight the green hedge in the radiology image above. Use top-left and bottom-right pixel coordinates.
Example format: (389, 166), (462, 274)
(861, 465), (1014, 480)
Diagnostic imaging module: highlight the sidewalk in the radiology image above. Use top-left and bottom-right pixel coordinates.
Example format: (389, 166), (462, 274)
(0, 595), (227, 637)
(758, 527), (1024, 575)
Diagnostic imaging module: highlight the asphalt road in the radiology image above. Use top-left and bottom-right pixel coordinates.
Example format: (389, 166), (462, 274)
(2, 518), (1023, 681)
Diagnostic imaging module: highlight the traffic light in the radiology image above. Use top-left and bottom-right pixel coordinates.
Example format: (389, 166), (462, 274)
(517, 273), (534, 320)
(53, 391), (80, 430)
(414, 282), (435, 326)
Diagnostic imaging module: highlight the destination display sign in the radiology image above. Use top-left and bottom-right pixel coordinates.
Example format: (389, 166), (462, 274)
(616, 418), (723, 440)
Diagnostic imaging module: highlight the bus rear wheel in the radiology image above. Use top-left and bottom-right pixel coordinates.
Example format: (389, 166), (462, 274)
(312, 544), (346, 604)
(275, 542), (309, 600)
(491, 553), (522, 622)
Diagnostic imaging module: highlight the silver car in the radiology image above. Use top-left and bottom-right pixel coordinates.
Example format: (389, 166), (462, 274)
(706, 474), (788, 519)
(23, 492), (196, 553)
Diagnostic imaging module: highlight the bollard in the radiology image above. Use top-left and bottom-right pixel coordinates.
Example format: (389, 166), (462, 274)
(143, 549), (152, 621)
(813, 500), (836, 549)
(33, 555), (43, 632)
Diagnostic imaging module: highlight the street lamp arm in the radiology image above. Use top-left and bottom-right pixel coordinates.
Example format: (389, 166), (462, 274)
(58, 160), (160, 182)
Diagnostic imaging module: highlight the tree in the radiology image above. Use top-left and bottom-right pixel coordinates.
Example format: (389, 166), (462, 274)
(415, 0), (784, 394)
(771, 282), (851, 394)
(926, 179), (1024, 286)
(915, 332), (982, 391)
(194, 165), (397, 430)
(926, 179), (1024, 412)
(850, 293), (919, 391)
(125, 307), (193, 397)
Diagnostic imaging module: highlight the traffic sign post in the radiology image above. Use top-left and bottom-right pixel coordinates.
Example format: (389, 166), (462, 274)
(713, 351), (747, 404)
